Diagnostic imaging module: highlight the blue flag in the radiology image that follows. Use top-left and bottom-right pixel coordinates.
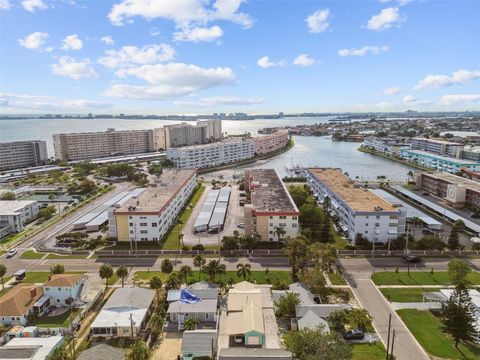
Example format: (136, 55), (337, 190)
(180, 289), (201, 304)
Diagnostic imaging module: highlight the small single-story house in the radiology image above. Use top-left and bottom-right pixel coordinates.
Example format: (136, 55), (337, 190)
(218, 348), (292, 360)
(0, 335), (64, 360)
(0, 285), (45, 326)
(78, 343), (125, 360)
(42, 273), (86, 307)
(181, 329), (217, 360)
(296, 310), (330, 332)
(90, 287), (155, 338)
(167, 298), (218, 324)
(167, 281), (218, 303)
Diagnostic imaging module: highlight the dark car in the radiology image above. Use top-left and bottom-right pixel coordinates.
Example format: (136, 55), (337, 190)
(422, 192), (430, 196)
(402, 255), (422, 263)
(422, 228), (434, 235)
(343, 329), (365, 340)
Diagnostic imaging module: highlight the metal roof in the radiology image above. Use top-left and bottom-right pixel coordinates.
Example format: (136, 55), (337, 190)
(78, 344), (125, 360)
(296, 304), (351, 318)
(298, 310), (330, 331)
(181, 330), (217, 356)
(167, 298), (218, 314)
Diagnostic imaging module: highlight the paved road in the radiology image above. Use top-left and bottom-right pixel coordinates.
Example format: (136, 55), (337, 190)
(340, 258), (430, 360)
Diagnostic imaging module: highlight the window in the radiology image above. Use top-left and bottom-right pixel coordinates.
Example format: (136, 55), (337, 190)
(279, 216), (286, 219)
(129, 230), (133, 234)
(292, 216), (298, 220)
(365, 230), (368, 234)
(152, 223), (157, 227)
(375, 223), (380, 227)
(269, 231), (273, 234)
(45, 287), (50, 290)
(129, 223), (133, 226)
(140, 230), (148, 234)
(292, 223), (297, 228)
(205, 313), (209, 319)
(365, 223), (369, 226)
(140, 223), (148, 226)
(58, 288), (61, 291)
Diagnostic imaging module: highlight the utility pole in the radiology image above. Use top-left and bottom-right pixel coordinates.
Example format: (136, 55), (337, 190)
(130, 313), (134, 340)
(390, 329), (396, 359)
(386, 313), (392, 360)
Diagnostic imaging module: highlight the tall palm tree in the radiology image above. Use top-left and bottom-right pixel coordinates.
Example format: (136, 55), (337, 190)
(149, 276), (163, 304)
(273, 226), (286, 242)
(99, 264), (113, 292)
(116, 265), (128, 288)
(236, 263), (251, 280)
(129, 340), (150, 360)
(165, 272), (181, 290)
(179, 265), (193, 284)
(201, 260), (226, 282)
(193, 255), (206, 280)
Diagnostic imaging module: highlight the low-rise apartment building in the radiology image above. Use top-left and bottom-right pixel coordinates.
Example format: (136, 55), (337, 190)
(42, 274), (86, 307)
(306, 168), (405, 243)
(254, 130), (289, 155)
(0, 200), (39, 238)
(400, 149), (480, 173)
(362, 137), (409, 156)
(409, 137), (464, 157)
(108, 169), (197, 241)
(414, 171), (480, 211)
(167, 138), (255, 169)
(244, 169), (300, 242)
(53, 128), (165, 161)
(0, 140), (48, 171)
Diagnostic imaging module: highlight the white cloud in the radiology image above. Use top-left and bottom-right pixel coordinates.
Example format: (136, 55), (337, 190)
(0, 0), (11, 10)
(98, 44), (175, 69)
(378, 86), (401, 95)
(338, 45), (389, 57)
(293, 54), (315, 67)
(100, 36), (114, 45)
(150, 27), (160, 36)
(103, 62), (235, 100)
(402, 94), (417, 103)
(61, 34), (83, 51)
(18, 32), (49, 50)
(257, 56), (285, 69)
(22, 0), (47, 12)
(173, 25), (223, 43)
(175, 96), (266, 108)
(50, 56), (98, 80)
(402, 94), (432, 106)
(108, 0), (253, 31)
(367, 7), (404, 31)
(414, 69), (480, 90)
(439, 94), (480, 106)
(306, 9), (330, 33)
(0, 92), (111, 111)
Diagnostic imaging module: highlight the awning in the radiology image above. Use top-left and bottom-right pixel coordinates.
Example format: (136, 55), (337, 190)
(34, 295), (50, 307)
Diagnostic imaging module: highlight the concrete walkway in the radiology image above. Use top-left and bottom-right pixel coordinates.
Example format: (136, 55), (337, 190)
(391, 302), (442, 310)
(340, 258), (430, 360)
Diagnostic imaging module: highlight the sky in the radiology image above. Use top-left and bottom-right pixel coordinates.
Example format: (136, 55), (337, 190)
(0, 0), (479, 115)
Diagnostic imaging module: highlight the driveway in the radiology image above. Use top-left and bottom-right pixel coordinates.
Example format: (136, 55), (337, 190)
(152, 332), (182, 360)
(340, 258), (430, 360)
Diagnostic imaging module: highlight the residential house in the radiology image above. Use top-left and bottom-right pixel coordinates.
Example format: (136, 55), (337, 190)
(42, 274), (86, 307)
(78, 344), (125, 360)
(181, 329), (217, 360)
(0, 285), (45, 326)
(0, 335), (64, 360)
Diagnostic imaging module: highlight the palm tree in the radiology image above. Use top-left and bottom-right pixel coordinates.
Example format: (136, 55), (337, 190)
(149, 276), (163, 304)
(193, 255), (206, 280)
(0, 264), (6, 291)
(116, 265), (128, 288)
(236, 263), (251, 280)
(48, 193), (60, 214)
(183, 317), (200, 330)
(273, 226), (286, 242)
(201, 260), (226, 282)
(50, 264), (65, 274)
(99, 264), (113, 292)
(129, 340), (150, 360)
(165, 272), (181, 290)
(323, 196), (331, 212)
(150, 313), (164, 335)
(179, 265), (193, 284)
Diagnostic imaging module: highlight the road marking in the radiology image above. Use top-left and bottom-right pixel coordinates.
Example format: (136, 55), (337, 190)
(40, 259), (48, 265)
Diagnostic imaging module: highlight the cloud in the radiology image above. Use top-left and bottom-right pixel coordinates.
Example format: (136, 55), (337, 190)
(0, 92), (111, 111)
(98, 44), (175, 69)
(103, 62), (236, 99)
(367, 7), (404, 31)
(22, 0), (47, 12)
(378, 86), (401, 95)
(293, 54), (315, 67)
(257, 56), (285, 68)
(175, 96), (266, 108)
(439, 94), (480, 106)
(18, 32), (49, 51)
(61, 34), (83, 51)
(306, 9), (330, 33)
(338, 45), (389, 57)
(100, 36), (114, 45)
(414, 69), (480, 90)
(402, 94), (432, 106)
(173, 25), (223, 42)
(108, 0), (253, 31)
(50, 56), (98, 79)
(0, 0), (11, 10)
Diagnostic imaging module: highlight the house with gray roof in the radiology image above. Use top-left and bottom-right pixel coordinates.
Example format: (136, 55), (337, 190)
(167, 282), (218, 303)
(78, 344), (125, 360)
(167, 298), (218, 331)
(181, 329), (217, 360)
(297, 310), (330, 332)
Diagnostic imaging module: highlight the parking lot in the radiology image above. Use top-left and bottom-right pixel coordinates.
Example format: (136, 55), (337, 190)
(183, 184), (245, 246)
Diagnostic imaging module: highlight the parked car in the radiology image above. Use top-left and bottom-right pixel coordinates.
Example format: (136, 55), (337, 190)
(6, 248), (18, 258)
(422, 192), (430, 196)
(402, 255), (422, 263)
(343, 329), (365, 340)
(422, 228), (434, 235)
(237, 223), (245, 228)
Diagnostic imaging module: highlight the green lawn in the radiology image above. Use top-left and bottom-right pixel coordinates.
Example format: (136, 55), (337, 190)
(32, 308), (81, 328)
(107, 273), (119, 285)
(327, 271), (347, 285)
(134, 269), (291, 284)
(372, 271), (480, 286)
(332, 231), (348, 249)
(21, 250), (47, 259)
(162, 185), (205, 250)
(352, 342), (387, 360)
(397, 309), (480, 360)
(380, 287), (429, 302)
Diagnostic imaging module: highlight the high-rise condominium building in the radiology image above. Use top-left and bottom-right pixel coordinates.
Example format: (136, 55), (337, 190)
(164, 123), (206, 148)
(53, 128), (166, 161)
(197, 119), (222, 141)
(0, 140), (48, 171)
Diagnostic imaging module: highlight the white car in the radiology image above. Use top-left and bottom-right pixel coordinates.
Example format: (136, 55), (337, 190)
(237, 223), (245, 229)
(6, 248), (18, 258)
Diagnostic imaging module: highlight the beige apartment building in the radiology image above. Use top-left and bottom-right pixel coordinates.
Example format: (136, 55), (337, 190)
(0, 140), (48, 171)
(53, 128), (166, 161)
(244, 169), (300, 242)
(254, 130), (289, 155)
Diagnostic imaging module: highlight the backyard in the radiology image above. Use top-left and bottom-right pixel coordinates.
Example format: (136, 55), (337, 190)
(372, 270), (480, 286)
(31, 308), (81, 328)
(352, 342), (387, 360)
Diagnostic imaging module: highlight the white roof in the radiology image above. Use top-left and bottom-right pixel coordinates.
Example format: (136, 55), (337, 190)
(440, 289), (480, 308)
(0, 200), (37, 215)
(0, 336), (63, 360)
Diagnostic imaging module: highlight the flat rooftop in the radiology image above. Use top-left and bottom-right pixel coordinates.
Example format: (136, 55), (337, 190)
(246, 169), (299, 214)
(114, 169), (196, 215)
(411, 137), (463, 146)
(308, 168), (398, 212)
(0, 200), (37, 215)
(402, 149), (478, 165)
(421, 171), (480, 193)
